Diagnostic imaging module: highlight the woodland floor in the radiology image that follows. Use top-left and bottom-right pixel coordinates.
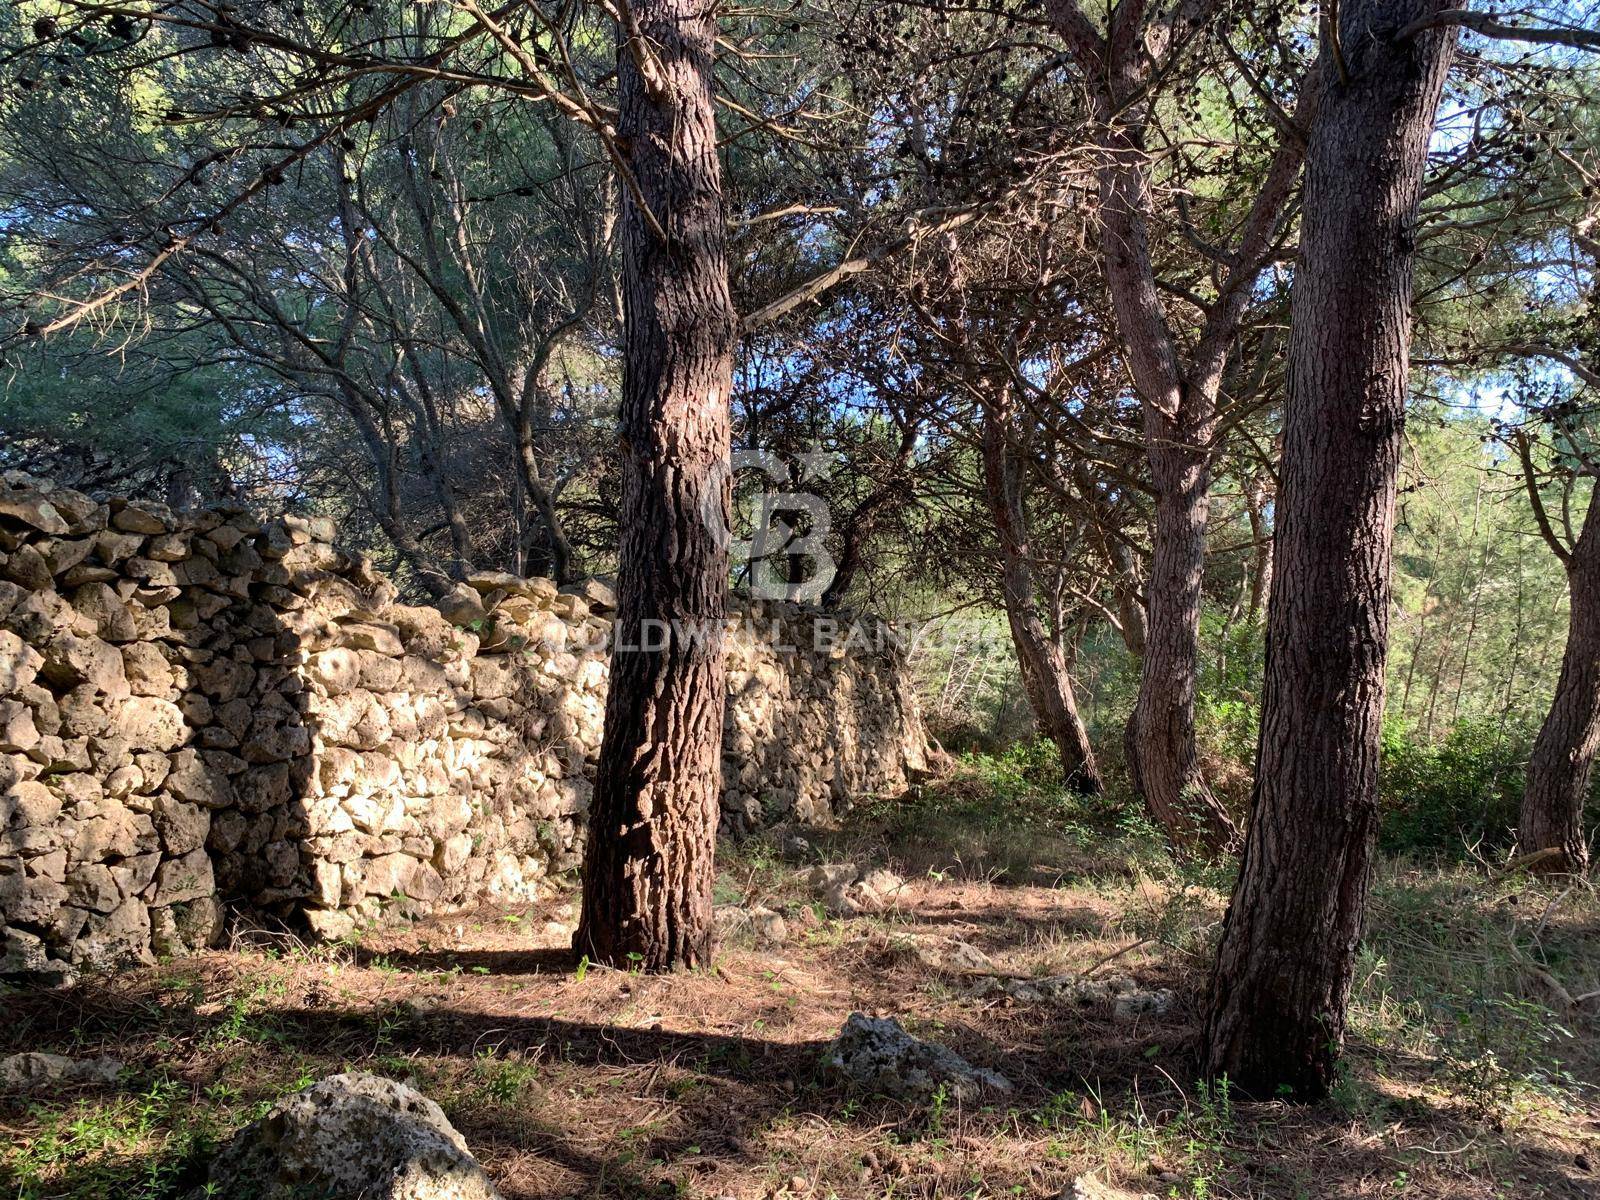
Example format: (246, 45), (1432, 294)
(3, 767), (1600, 1200)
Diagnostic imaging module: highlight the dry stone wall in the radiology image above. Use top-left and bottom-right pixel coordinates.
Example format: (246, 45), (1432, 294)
(0, 476), (926, 983)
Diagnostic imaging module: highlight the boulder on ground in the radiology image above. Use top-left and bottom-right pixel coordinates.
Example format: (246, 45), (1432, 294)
(910, 937), (996, 974)
(0, 1051), (122, 1089)
(714, 903), (788, 946)
(822, 1012), (1011, 1100)
(807, 862), (905, 914)
(194, 1072), (503, 1200)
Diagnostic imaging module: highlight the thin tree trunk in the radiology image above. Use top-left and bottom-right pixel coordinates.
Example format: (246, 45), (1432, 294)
(981, 398), (1102, 794)
(574, 0), (736, 972)
(1245, 475), (1273, 622)
(346, 403), (453, 598)
(1520, 493), (1600, 873)
(1112, 541), (1147, 657)
(1043, 2), (1313, 855)
(1124, 440), (1234, 847)
(515, 432), (576, 582)
(1203, 1), (1455, 1099)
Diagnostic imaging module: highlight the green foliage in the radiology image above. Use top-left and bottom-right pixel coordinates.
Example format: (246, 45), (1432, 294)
(1377, 718), (1531, 857)
(1378, 717), (1600, 860)
(7, 1076), (217, 1200)
(471, 1050), (540, 1107)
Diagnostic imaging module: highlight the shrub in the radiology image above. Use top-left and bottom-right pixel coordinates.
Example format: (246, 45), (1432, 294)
(1378, 718), (1530, 858)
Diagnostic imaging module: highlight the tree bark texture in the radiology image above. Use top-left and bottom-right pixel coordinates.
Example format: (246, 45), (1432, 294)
(981, 397), (1103, 794)
(1203, 0), (1456, 1099)
(1520, 493), (1600, 873)
(574, 0), (737, 972)
(1123, 435), (1232, 848)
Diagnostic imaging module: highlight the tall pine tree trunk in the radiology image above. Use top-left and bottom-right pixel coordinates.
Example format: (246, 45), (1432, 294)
(1520, 494), (1600, 873)
(981, 397), (1102, 794)
(574, 0), (736, 971)
(1203, 0), (1456, 1098)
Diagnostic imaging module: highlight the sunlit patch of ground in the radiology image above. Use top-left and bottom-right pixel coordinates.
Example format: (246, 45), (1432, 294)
(3, 769), (1597, 1199)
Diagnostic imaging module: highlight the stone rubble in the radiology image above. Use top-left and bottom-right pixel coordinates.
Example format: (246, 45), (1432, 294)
(808, 861), (908, 914)
(1067, 1175), (1159, 1200)
(0, 475), (927, 983)
(969, 972), (1176, 1019)
(714, 903), (789, 946)
(822, 1012), (1013, 1100)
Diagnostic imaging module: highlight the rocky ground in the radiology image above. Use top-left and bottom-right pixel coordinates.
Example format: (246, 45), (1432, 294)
(2, 767), (1598, 1199)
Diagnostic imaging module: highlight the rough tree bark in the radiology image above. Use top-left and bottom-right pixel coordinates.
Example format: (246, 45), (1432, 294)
(1520, 487), (1600, 873)
(1202, 0), (1456, 1099)
(573, 0), (737, 971)
(1121, 436), (1221, 844)
(981, 395), (1103, 794)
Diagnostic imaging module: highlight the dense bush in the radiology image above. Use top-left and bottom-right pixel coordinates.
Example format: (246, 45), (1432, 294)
(1377, 719), (1530, 857)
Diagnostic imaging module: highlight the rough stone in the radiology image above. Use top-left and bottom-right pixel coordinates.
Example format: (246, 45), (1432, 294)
(116, 696), (187, 751)
(195, 1072), (503, 1200)
(0, 492), (69, 535)
(821, 1013), (1012, 1100)
(0, 1052), (122, 1090)
(1066, 1176), (1159, 1200)
(151, 848), (215, 907)
(0, 630), (44, 692)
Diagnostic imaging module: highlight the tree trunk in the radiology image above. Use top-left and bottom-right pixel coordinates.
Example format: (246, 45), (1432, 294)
(1245, 475), (1273, 622)
(981, 398), (1102, 794)
(1203, 1), (1455, 1099)
(1125, 439), (1236, 849)
(1520, 494), (1600, 873)
(1111, 541), (1147, 657)
(1044, 2), (1310, 854)
(574, 0), (736, 972)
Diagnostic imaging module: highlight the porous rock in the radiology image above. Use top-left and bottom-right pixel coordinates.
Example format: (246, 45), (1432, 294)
(193, 1072), (502, 1200)
(0, 1051), (123, 1090)
(822, 1012), (1012, 1100)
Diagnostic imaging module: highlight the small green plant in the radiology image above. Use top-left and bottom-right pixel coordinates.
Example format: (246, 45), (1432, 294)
(925, 1080), (951, 1135)
(472, 1049), (540, 1105)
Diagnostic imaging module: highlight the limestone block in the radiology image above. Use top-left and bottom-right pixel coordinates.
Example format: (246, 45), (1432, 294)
(0, 702), (39, 754)
(339, 622), (403, 657)
(0, 631), (43, 692)
(110, 851), (160, 900)
(0, 490), (69, 535)
(69, 801), (156, 866)
(41, 633), (129, 698)
(236, 762), (294, 814)
(0, 544), (52, 590)
(115, 696), (187, 752)
(111, 505), (169, 535)
(154, 794), (210, 856)
(357, 650), (403, 691)
(151, 895), (223, 954)
(165, 751), (237, 809)
(65, 862), (122, 914)
(306, 647), (362, 695)
(75, 898), (152, 970)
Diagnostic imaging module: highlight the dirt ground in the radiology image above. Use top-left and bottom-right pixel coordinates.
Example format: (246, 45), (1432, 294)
(4, 775), (1598, 1199)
